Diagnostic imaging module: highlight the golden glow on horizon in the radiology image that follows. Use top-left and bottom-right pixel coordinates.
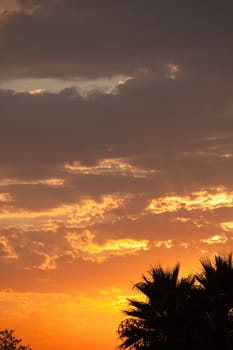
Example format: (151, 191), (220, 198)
(0, 288), (141, 324)
(98, 286), (123, 296)
(0, 289), (130, 350)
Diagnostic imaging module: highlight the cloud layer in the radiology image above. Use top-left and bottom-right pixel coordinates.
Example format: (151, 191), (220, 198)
(0, 6), (233, 350)
(1, 0), (233, 79)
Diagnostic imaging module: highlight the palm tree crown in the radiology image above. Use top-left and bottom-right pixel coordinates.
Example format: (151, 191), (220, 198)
(195, 254), (233, 350)
(118, 253), (233, 350)
(118, 264), (194, 350)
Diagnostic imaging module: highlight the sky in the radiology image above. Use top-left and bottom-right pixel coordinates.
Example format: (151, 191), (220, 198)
(0, 0), (233, 349)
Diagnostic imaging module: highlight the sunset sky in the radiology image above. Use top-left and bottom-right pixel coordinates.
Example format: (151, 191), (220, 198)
(0, 1), (233, 349)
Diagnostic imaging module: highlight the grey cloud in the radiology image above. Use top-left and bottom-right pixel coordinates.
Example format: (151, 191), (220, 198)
(1, 0), (233, 294)
(1, 0), (233, 78)
(2, 183), (77, 211)
(1, 71), (233, 180)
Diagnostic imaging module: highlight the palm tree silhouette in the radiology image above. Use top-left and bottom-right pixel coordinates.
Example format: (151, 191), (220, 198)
(118, 264), (194, 349)
(196, 254), (233, 350)
(118, 254), (233, 350)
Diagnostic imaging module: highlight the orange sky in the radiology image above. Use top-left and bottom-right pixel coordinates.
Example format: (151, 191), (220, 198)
(0, 1), (233, 349)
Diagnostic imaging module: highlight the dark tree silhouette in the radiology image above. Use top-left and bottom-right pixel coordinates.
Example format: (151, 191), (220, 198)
(195, 254), (233, 350)
(118, 264), (194, 349)
(0, 329), (31, 350)
(118, 254), (233, 350)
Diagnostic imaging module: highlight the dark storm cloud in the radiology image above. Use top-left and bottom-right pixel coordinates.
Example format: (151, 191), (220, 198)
(1, 0), (233, 78)
(1, 68), (233, 198)
(0, 0), (233, 250)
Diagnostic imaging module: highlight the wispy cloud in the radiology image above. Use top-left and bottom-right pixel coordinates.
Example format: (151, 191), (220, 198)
(154, 239), (174, 249)
(200, 234), (228, 245)
(146, 187), (233, 214)
(0, 192), (12, 202)
(0, 177), (64, 187)
(0, 235), (18, 259)
(220, 221), (233, 232)
(0, 194), (125, 227)
(66, 230), (150, 262)
(64, 158), (155, 178)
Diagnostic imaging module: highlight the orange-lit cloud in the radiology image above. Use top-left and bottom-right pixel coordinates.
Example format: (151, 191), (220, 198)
(0, 177), (64, 186)
(37, 253), (59, 271)
(64, 158), (155, 178)
(200, 234), (228, 245)
(28, 88), (45, 95)
(118, 76), (133, 86)
(0, 235), (18, 259)
(64, 195), (126, 228)
(66, 230), (150, 262)
(167, 63), (180, 79)
(154, 239), (174, 249)
(0, 192), (12, 202)
(173, 216), (211, 228)
(1, 75), (133, 96)
(180, 242), (190, 249)
(220, 221), (233, 232)
(146, 186), (233, 214)
(0, 194), (125, 226)
(0, 0), (19, 14)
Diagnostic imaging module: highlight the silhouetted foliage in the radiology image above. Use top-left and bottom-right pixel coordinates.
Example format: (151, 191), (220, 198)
(195, 254), (233, 350)
(0, 329), (31, 350)
(118, 253), (233, 350)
